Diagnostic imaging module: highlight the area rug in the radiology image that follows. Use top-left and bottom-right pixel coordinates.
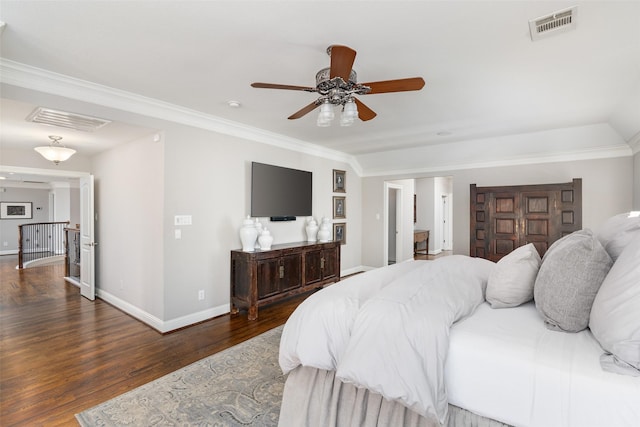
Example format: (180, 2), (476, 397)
(76, 325), (285, 426)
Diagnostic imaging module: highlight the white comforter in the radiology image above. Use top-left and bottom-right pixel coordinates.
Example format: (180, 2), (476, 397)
(279, 255), (495, 424)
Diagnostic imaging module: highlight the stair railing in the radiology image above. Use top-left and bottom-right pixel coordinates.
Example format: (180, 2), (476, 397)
(17, 221), (70, 269)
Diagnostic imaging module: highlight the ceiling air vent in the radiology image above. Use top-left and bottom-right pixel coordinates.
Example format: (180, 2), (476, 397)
(529, 6), (577, 41)
(26, 107), (111, 132)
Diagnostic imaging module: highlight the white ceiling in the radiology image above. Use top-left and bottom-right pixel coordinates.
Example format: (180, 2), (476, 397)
(0, 1), (639, 176)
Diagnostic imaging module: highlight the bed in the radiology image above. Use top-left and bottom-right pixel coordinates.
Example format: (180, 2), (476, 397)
(276, 181), (640, 427)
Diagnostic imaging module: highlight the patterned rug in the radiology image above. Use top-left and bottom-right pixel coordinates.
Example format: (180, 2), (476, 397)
(76, 325), (285, 426)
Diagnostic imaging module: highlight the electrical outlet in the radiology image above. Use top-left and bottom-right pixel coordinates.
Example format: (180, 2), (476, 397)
(2, 241), (8, 247)
(198, 290), (205, 301)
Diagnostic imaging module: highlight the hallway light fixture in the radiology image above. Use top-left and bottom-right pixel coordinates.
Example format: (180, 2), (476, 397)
(34, 135), (76, 165)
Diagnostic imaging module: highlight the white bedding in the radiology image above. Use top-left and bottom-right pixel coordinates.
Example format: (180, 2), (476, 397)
(446, 302), (640, 427)
(280, 256), (495, 424)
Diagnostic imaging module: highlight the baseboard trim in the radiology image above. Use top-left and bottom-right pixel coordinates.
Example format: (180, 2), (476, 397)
(0, 249), (18, 256)
(162, 304), (231, 333)
(98, 266), (373, 332)
(97, 289), (230, 333)
(340, 265), (369, 277)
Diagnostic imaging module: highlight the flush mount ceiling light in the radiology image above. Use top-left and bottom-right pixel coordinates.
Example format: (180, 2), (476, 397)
(34, 135), (76, 165)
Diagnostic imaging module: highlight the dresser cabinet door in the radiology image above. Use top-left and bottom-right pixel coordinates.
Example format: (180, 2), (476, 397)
(321, 247), (338, 281)
(256, 258), (280, 299)
(279, 253), (302, 292)
(304, 249), (323, 286)
(304, 247), (338, 285)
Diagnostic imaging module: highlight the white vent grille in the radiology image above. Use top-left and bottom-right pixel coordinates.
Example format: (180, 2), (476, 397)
(26, 107), (111, 132)
(529, 6), (577, 41)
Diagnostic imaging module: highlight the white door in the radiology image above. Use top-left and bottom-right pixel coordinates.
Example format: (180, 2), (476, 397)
(395, 188), (403, 261)
(384, 183), (403, 265)
(441, 193), (453, 251)
(79, 175), (96, 300)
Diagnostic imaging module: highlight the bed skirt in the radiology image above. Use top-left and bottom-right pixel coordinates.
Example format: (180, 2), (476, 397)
(278, 366), (511, 427)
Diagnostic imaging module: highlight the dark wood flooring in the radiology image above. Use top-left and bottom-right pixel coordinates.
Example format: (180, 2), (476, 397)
(0, 251), (448, 426)
(0, 255), (310, 426)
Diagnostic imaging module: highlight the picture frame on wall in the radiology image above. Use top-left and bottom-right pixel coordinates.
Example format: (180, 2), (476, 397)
(333, 169), (346, 193)
(333, 196), (346, 219)
(333, 222), (346, 245)
(0, 202), (33, 220)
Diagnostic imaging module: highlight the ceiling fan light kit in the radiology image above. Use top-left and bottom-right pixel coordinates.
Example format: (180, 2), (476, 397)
(251, 45), (425, 126)
(34, 135), (76, 165)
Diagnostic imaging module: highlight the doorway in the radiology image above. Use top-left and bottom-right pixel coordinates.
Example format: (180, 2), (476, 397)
(384, 183), (403, 265)
(0, 165), (95, 299)
(441, 193), (453, 251)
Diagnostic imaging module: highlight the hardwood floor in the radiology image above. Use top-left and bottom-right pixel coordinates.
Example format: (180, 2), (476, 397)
(0, 255), (310, 426)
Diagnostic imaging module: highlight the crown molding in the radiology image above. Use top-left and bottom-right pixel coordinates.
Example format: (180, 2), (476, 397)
(362, 144), (633, 178)
(0, 58), (363, 176)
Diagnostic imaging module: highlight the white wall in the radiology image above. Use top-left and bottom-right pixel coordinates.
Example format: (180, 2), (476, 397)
(160, 123), (361, 324)
(634, 151), (640, 210)
(92, 132), (165, 322)
(361, 156), (634, 268)
(414, 178), (434, 247)
(0, 187), (50, 253)
(414, 176), (452, 254)
(86, 117), (362, 330)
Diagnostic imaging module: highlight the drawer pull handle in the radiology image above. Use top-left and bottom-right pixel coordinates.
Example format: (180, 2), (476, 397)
(321, 258), (325, 269)
(279, 265), (284, 278)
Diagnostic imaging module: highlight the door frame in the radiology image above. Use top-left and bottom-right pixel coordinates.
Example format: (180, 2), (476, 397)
(383, 182), (403, 266)
(0, 165), (95, 298)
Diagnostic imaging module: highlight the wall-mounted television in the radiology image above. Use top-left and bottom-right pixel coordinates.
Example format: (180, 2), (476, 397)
(251, 162), (312, 221)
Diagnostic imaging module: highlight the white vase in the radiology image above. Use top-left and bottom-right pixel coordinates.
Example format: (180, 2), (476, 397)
(239, 216), (258, 252)
(317, 217), (331, 242)
(305, 217), (318, 242)
(258, 228), (274, 250)
(254, 219), (263, 248)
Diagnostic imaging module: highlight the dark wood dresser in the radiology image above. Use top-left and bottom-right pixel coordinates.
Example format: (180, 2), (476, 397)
(230, 240), (340, 320)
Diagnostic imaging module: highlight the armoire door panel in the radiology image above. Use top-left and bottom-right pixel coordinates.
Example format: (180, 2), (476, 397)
(470, 179), (582, 261)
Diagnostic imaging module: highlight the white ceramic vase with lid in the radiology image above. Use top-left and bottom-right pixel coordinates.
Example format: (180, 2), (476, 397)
(305, 217), (318, 242)
(254, 219), (263, 248)
(239, 216), (258, 252)
(258, 228), (274, 250)
(317, 217), (331, 242)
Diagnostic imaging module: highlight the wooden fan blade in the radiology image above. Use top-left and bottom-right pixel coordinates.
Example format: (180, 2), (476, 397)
(329, 45), (357, 80)
(354, 98), (377, 121)
(251, 82), (315, 91)
(361, 77), (425, 94)
(288, 102), (320, 120)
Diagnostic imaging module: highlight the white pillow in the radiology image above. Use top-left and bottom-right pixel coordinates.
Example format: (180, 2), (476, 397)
(596, 211), (640, 261)
(589, 237), (640, 376)
(486, 243), (541, 308)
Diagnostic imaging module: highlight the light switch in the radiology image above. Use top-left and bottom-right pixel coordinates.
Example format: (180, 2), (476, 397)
(175, 229), (181, 239)
(174, 215), (192, 226)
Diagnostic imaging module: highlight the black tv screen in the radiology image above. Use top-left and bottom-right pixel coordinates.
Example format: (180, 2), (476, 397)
(251, 162), (312, 220)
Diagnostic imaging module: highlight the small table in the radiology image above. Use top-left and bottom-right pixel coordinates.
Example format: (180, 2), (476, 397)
(414, 230), (429, 256)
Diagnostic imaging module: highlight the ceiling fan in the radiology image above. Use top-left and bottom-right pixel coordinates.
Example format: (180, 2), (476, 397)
(251, 45), (425, 126)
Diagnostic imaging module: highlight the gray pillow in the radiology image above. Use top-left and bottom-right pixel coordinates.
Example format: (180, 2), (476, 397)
(486, 243), (541, 308)
(589, 237), (640, 376)
(534, 229), (613, 332)
(596, 211), (640, 261)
